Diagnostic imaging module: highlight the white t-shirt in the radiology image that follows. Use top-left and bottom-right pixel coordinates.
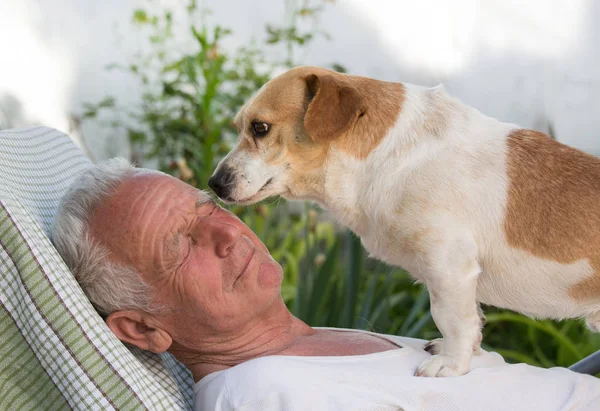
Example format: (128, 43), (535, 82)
(194, 328), (600, 411)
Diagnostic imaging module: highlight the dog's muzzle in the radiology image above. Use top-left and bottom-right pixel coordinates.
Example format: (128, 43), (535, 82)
(208, 166), (236, 201)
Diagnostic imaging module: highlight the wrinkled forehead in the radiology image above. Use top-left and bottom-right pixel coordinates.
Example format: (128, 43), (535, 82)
(89, 172), (214, 268)
(91, 172), (213, 237)
(127, 170), (205, 196)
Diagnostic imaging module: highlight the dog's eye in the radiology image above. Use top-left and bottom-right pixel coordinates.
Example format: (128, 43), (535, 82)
(251, 121), (270, 137)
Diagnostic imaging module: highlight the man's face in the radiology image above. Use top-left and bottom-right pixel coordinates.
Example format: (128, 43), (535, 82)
(88, 172), (283, 344)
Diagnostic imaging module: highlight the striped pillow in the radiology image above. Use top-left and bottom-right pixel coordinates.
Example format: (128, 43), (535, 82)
(0, 127), (193, 410)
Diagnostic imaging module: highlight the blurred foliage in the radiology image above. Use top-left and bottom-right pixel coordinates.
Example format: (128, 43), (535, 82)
(82, 0), (598, 373)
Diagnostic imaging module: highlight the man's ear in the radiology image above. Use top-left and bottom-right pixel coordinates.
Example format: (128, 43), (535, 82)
(304, 73), (365, 143)
(106, 310), (172, 354)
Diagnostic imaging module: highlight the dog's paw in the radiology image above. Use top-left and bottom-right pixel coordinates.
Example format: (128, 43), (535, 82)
(415, 354), (469, 377)
(423, 338), (482, 355)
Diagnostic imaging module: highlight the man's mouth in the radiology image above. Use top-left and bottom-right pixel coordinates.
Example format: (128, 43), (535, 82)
(234, 244), (255, 286)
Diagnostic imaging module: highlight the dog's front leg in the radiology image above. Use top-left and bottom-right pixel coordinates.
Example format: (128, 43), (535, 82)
(424, 301), (485, 356)
(415, 256), (482, 377)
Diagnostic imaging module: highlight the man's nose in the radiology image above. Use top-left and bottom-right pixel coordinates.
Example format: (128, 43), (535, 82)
(209, 220), (242, 258)
(208, 166), (235, 200)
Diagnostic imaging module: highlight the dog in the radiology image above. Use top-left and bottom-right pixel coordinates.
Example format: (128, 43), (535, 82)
(208, 66), (600, 377)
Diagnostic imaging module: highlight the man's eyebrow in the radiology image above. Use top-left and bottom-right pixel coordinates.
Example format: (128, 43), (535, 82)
(195, 198), (208, 209)
(165, 194), (214, 254)
(195, 192), (214, 209)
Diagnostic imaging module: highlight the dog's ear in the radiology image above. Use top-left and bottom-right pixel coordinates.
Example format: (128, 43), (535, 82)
(304, 74), (364, 143)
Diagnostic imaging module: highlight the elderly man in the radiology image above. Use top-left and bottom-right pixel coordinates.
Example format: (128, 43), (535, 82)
(51, 158), (599, 411)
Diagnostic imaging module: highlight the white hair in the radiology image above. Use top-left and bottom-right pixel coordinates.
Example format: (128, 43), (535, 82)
(51, 157), (162, 316)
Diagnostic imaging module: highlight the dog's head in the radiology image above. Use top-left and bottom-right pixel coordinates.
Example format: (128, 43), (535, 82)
(209, 66), (404, 205)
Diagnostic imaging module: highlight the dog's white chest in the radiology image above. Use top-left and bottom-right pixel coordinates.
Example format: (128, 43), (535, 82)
(360, 225), (397, 262)
(325, 159), (426, 275)
(353, 212), (420, 274)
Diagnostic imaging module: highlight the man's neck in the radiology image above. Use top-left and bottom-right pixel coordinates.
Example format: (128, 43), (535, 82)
(169, 302), (315, 381)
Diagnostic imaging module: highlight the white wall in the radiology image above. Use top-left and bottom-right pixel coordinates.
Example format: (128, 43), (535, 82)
(1, 0), (598, 159)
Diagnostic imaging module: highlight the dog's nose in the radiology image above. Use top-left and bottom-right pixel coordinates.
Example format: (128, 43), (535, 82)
(208, 169), (234, 200)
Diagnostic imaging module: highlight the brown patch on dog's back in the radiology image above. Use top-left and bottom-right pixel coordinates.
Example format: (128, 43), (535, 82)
(504, 129), (600, 300)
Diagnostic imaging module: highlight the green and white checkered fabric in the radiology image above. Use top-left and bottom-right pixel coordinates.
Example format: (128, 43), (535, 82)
(0, 126), (193, 410)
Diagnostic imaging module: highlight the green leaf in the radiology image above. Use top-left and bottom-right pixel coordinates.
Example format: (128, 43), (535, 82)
(369, 292), (408, 326)
(356, 275), (378, 329)
(341, 233), (363, 328)
(127, 130), (146, 143)
(404, 311), (432, 338)
(485, 313), (583, 362)
(305, 238), (341, 325)
(399, 288), (430, 335)
(133, 9), (149, 24)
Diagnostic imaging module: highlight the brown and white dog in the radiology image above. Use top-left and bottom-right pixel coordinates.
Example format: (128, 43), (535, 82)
(208, 66), (600, 377)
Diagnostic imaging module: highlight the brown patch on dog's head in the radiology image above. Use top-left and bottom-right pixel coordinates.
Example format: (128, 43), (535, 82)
(504, 129), (600, 300)
(312, 70), (405, 159)
(210, 66), (405, 203)
(304, 73), (365, 143)
(237, 66), (406, 161)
